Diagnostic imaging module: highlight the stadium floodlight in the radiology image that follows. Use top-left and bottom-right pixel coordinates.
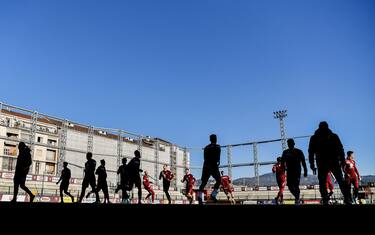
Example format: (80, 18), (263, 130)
(273, 110), (288, 119)
(273, 110), (288, 151)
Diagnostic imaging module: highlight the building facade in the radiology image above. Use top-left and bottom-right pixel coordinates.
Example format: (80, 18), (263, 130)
(0, 103), (190, 192)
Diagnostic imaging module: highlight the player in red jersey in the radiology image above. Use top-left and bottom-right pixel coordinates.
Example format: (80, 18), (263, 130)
(272, 157), (286, 205)
(326, 171), (335, 199)
(220, 171), (235, 204)
(143, 171), (155, 204)
(159, 165), (175, 204)
(343, 151), (361, 203)
(181, 169), (196, 204)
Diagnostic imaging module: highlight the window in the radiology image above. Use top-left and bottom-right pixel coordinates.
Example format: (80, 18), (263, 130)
(46, 150), (56, 161)
(3, 148), (9, 156)
(3, 145), (17, 156)
(35, 162), (40, 175)
(37, 137), (43, 143)
(45, 163), (55, 175)
(6, 133), (18, 140)
(5, 118), (10, 126)
(2, 157), (16, 172)
(47, 139), (57, 146)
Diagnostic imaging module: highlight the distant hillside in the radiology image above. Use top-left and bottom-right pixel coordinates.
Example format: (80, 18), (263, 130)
(195, 173), (319, 187)
(233, 173), (318, 187)
(232, 174), (375, 187)
(195, 174), (375, 187)
(361, 175), (375, 184)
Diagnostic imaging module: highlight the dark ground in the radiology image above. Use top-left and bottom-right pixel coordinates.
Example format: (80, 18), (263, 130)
(0, 202), (372, 232)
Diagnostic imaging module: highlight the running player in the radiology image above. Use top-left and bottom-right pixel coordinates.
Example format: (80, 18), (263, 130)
(159, 165), (174, 204)
(343, 151), (361, 204)
(56, 162), (75, 203)
(181, 169), (196, 204)
(272, 157), (286, 205)
(143, 171), (155, 204)
(220, 171), (235, 204)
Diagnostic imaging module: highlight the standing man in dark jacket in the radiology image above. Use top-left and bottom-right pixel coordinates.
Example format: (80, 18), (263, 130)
(56, 162), (74, 203)
(11, 142), (35, 202)
(87, 159), (110, 203)
(127, 150), (143, 204)
(281, 139), (308, 205)
(78, 152), (99, 203)
(116, 157), (129, 203)
(197, 134), (221, 205)
(308, 121), (352, 205)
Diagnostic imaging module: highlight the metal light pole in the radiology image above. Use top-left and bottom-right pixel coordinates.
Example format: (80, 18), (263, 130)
(227, 145), (232, 179)
(41, 170), (46, 197)
(273, 110), (288, 151)
(253, 143), (259, 186)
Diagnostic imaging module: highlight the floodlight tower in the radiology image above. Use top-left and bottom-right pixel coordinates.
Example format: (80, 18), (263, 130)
(273, 110), (288, 151)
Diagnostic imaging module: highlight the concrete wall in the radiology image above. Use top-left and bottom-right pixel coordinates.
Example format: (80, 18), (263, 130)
(0, 111), (189, 190)
(92, 135), (117, 184)
(65, 129), (89, 179)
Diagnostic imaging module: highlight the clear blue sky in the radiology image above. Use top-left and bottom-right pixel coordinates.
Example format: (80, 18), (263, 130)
(1, 0), (374, 179)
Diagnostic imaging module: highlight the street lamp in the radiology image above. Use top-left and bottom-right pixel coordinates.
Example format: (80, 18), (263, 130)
(273, 110), (288, 151)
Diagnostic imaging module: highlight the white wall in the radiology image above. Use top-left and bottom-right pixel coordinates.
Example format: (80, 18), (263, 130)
(66, 130), (88, 152)
(0, 113), (191, 191)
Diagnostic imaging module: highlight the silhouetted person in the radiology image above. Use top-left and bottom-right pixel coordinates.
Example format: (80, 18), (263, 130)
(56, 162), (74, 203)
(308, 121), (352, 205)
(11, 142), (35, 203)
(281, 139), (308, 205)
(159, 164), (174, 204)
(127, 150), (143, 204)
(197, 134), (221, 205)
(87, 159), (110, 203)
(78, 152), (99, 203)
(116, 157), (129, 203)
(343, 151), (361, 204)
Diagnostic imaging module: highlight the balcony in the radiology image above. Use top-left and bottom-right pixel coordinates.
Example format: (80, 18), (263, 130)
(36, 125), (58, 135)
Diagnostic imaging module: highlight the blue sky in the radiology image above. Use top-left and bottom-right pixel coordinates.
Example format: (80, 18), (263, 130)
(1, 0), (374, 179)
